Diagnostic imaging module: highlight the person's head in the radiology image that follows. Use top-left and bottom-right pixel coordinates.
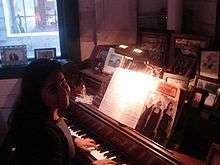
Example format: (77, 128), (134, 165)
(164, 102), (173, 114)
(9, 59), (70, 127)
(167, 102), (173, 110)
(62, 62), (84, 97)
(156, 100), (162, 107)
(115, 59), (121, 67)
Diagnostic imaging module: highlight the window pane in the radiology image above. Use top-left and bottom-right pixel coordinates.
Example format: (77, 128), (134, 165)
(24, 0), (35, 16)
(26, 17), (36, 32)
(1, 0), (61, 59)
(14, 0), (24, 16)
(13, 16), (26, 33)
(5, 0), (59, 34)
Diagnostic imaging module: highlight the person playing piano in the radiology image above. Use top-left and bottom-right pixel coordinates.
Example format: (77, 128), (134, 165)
(0, 59), (116, 165)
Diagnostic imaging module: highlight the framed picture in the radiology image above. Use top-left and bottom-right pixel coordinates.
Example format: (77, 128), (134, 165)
(172, 48), (197, 77)
(0, 45), (27, 66)
(34, 48), (56, 60)
(127, 60), (163, 77)
(102, 48), (125, 74)
(196, 76), (220, 107)
(169, 34), (210, 77)
(186, 88), (208, 109)
(144, 63), (163, 78)
(163, 72), (189, 89)
(205, 143), (220, 165)
(90, 45), (112, 73)
(135, 80), (181, 146)
(139, 31), (170, 67)
(200, 51), (220, 79)
(128, 60), (147, 73)
(122, 56), (133, 69)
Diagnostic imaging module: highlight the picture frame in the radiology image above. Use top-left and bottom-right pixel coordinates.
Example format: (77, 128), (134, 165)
(125, 59), (163, 78)
(195, 75), (220, 107)
(128, 60), (147, 73)
(199, 50), (220, 79)
(169, 34), (210, 77)
(102, 48), (125, 74)
(172, 48), (197, 77)
(122, 56), (133, 69)
(190, 88), (208, 109)
(136, 80), (181, 146)
(34, 48), (56, 60)
(0, 45), (27, 67)
(139, 31), (170, 67)
(205, 143), (220, 165)
(90, 45), (112, 74)
(163, 72), (189, 89)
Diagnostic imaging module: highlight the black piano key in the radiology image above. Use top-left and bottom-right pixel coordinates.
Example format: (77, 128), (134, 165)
(76, 130), (84, 135)
(112, 158), (125, 165)
(97, 145), (110, 152)
(104, 151), (116, 157)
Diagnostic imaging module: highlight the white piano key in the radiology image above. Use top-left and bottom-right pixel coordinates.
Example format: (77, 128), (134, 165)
(87, 147), (96, 151)
(108, 156), (117, 160)
(68, 127), (126, 163)
(101, 151), (109, 155)
(90, 150), (107, 160)
(78, 133), (87, 138)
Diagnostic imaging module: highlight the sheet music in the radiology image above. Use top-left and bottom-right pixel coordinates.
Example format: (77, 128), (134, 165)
(99, 68), (156, 128)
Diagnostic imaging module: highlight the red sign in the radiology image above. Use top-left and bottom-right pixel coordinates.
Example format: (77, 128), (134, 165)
(157, 82), (177, 98)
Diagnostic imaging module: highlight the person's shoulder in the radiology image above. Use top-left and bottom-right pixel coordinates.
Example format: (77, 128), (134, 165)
(22, 119), (63, 138)
(43, 121), (64, 137)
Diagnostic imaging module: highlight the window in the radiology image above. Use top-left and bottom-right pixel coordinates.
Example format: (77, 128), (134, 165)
(4, 0), (58, 35)
(1, 0), (61, 58)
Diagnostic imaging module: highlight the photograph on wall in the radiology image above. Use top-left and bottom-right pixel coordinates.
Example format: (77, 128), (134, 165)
(0, 45), (27, 66)
(172, 48), (197, 77)
(170, 34), (210, 78)
(175, 38), (207, 58)
(34, 48), (56, 60)
(135, 81), (180, 146)
(140, 32), (168, 67)
(200, 51), (220, 79)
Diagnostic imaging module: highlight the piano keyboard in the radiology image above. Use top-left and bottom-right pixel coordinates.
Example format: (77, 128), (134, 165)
(68, 125), (128, 165)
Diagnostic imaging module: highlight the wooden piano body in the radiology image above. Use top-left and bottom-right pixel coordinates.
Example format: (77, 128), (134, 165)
(66, 102), (203, 165)
(62, 44), (209, 164)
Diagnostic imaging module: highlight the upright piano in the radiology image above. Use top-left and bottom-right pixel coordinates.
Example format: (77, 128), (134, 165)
(61, 45), (208, 165)
(65, 101), (203, 165)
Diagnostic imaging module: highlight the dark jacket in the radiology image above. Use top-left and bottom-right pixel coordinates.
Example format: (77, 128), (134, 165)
(0, 118), (69, 165)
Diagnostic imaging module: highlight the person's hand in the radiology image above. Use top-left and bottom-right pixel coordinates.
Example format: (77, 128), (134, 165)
(74, 137), (97, 152)
(92, 159), (117, 165)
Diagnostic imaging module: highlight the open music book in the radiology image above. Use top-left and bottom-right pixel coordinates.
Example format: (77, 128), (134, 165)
(99, 68), (180, 144)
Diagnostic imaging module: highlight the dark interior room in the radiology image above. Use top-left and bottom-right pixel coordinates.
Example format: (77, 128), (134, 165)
(0, 0), (220, 164)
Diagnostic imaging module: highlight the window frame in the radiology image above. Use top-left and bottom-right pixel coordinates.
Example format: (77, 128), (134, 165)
(2, 0), (59, 37)
(0, 0), (81, 78)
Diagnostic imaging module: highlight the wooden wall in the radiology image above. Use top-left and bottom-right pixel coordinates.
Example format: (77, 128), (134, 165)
(0, 79), (21, 144)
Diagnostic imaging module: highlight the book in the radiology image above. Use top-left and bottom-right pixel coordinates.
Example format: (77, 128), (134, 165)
(99, 68), (180, 145)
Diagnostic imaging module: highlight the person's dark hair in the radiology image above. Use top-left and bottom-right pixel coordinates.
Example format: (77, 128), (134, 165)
(8, 59), (62, 132)
(164, 102), (173, 114)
